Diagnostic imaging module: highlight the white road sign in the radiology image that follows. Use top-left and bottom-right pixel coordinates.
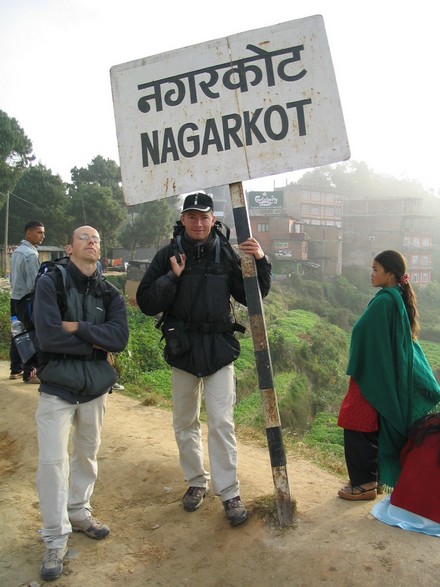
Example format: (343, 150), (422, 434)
(110, 15), (350, 205)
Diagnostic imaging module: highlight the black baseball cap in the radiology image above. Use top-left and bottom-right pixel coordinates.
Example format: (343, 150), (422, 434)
(182, 192), (214, 213)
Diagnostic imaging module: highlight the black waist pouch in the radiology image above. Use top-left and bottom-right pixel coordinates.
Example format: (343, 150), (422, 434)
(162, 321), (190, 358)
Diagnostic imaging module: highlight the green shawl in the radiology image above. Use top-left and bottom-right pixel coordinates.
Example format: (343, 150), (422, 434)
(347, 286), (440, 487)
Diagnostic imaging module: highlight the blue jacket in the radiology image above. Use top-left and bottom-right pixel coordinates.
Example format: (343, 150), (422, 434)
(10, 240), (40, 300)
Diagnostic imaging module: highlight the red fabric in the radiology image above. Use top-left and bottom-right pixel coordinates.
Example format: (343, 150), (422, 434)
(390, 434), (440, 523)
(338, 377), (379, 432)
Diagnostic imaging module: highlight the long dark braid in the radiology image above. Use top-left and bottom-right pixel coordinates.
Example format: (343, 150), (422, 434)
(374, 250), (420, 339)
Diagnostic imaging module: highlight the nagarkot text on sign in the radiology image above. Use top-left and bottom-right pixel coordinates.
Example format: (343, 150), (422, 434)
(140, 99), (312, 167)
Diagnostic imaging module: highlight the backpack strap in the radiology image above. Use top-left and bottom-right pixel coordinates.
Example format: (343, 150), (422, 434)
(171, 221), (185, 264)
(47, 264), (114, 319)
(42, 264), (69, 319)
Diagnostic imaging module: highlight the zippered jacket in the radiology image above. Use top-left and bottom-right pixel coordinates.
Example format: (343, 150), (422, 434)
(33, 261), (129, 403)
(136, 232), (271, 377)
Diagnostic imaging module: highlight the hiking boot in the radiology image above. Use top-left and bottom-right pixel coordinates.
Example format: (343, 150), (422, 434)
(223, 496), (248, 526)
(71, 516), (110, 539)
(40, 543), (68, 581)
(111, 382), (125, 391)
(182, 486), (208, 511)
(9, 371), (23, 380)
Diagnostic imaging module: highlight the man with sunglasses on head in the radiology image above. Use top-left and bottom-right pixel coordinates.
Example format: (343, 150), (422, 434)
(32, 226), (129, 581)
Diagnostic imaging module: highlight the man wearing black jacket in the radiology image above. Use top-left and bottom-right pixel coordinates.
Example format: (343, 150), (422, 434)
(136, 192), (271, 527)
(33, 225), (129, 581)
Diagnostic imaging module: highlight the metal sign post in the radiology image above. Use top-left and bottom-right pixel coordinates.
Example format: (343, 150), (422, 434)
(230, 181), (293, 526)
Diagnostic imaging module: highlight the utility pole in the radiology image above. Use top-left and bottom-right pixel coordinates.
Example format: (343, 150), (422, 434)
(3, 191), (9, 276)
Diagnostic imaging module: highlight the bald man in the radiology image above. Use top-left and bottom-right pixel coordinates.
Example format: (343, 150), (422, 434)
(33, 226), (129, 581)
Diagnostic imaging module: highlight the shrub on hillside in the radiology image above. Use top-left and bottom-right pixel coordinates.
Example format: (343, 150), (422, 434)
(115, 305), (167, 384)
(0, 292), (10, 359)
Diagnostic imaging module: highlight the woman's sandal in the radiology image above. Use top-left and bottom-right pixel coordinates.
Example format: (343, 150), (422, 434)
(338, 483), (378, 501)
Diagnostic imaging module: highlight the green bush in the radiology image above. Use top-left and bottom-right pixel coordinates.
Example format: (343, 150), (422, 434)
(276, 372), (311, 432)
(234, 390), (265, 429)
(115, 304), (167, 384)
(105, 273), (127, 291)
(303, 412), (345, 459)
(0, 291), (10, 360)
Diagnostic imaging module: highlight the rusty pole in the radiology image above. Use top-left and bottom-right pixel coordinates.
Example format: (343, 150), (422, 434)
(229, 181), (293, 527)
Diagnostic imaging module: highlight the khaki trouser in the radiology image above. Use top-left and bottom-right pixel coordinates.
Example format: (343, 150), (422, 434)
(35, 392), (107, 547)
(171, 364), (240, 502)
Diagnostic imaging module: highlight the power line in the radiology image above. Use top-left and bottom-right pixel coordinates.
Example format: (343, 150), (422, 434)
(0, 190), (38, 208)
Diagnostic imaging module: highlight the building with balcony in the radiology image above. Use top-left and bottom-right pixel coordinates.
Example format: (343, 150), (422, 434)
(342, 197), (434, 285)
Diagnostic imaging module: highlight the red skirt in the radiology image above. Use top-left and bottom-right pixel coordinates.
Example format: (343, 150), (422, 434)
(338, 377), (378, 432)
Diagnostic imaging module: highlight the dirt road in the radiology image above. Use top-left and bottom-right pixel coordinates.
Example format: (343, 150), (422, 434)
(0, 360), (439, 587)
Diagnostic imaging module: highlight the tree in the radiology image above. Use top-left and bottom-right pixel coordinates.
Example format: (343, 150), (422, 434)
(118, 199), (176, 259)
(67, 183), (126, 261)
(68, 156), (127, 260)
(0, 110), (34, 200)
(70, 156), (124, 204)
(0, 164), (69, 245)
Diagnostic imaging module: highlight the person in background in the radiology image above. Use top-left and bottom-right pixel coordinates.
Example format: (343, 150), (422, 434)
(33, 226), (129, 581)
(10, 220), (45, 383)
(371, 412), (440, 536)
(136, 192), (271, 526)
(337, 250), (440, 501)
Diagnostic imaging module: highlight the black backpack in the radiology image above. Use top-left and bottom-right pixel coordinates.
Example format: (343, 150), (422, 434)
(15, 257), (114, 361)
(15, 256), (71, 332)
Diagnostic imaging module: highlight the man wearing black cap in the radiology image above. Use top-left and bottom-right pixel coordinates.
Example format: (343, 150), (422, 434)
(136, 191), (271, 526)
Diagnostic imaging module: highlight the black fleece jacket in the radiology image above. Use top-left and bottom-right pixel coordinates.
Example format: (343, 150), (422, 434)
(33, 261), (128, 403)
(136, 232), (271, 376)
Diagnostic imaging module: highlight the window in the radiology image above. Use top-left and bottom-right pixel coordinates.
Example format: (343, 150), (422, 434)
(325, 207), (334, 217)
(257, 223), (269, 232)
(311, 191), (321, 202)
(412, 255), (419, 265)
(421, 255), (429, 266)
(301, 204), (311, 215)
(422, 273), (429, 283)
(412, 273), (419, 283)
(413, 237), (420, 247)
(422, 238), (430, 247)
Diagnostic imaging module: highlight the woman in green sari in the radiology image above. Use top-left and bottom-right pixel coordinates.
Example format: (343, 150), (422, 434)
(337, 250), (440, 501)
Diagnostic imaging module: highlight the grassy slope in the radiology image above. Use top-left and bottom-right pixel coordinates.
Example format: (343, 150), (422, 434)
(1, 276), (440, 477)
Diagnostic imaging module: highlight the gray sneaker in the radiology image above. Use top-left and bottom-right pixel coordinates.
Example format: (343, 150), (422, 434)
(182, 486), (208, 511)
(71, 516), (110, 539)
(223, 496), (248, 526)
(40, 543), (68, 581)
